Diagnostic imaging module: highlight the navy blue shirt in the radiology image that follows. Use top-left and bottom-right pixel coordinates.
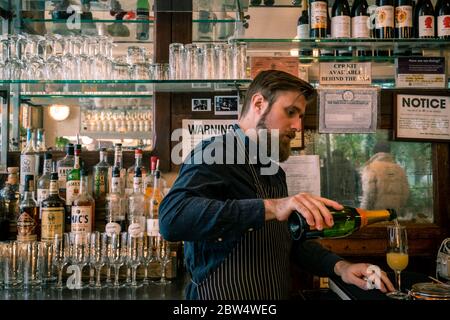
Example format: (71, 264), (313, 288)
(159, 125), (343, 299)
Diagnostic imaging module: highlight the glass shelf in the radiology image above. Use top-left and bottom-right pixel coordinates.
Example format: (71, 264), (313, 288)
(231, 38), (450, 52)
(0, 80), (250, 94)
(21, 19), (154, 24)
(81, 131), (152, 140)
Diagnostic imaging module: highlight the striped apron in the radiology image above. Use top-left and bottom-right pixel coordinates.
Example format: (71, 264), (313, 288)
(196, 132), (293, 300)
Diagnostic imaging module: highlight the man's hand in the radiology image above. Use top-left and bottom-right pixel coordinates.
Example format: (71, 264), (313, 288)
(264, 193), (343, 230)
(334, 261), (395, 293)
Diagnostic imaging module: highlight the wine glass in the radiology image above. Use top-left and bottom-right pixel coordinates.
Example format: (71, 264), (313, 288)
(53, 233), (70, 289)
(89, 232), (107, 288)
(126, 233), (143, 288)
(386, 224), (409, 299)
(107, 232), (127, 288)
(155, 235), (172, 285)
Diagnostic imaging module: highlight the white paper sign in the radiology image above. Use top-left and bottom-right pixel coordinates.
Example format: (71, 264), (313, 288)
(319, 87), (378, 133)
(319, 62), (371, 85)
(396, 94), (450, 141)
(279, 155), (321, 197)
(181, 119), (237, 160)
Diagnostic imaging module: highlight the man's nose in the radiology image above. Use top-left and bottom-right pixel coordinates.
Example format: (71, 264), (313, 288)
(291, 118), (302, 131)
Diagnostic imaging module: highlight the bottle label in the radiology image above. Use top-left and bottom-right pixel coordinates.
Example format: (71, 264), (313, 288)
(133, 177), (142, 193)
(66, 180), (80, 205)
(37, 189), (49, 205)
(146, 218), (160, 237)
(41, 207), (64, 241)
(94, 171), (107, 196)
(395, 6), (412, 28)
(375, 6), (394, 29)
(331, 15), (351, 38)
(310, 1), (328, 29)
(438, 15), (450, 37)
(105, 222), (121, 236)
(20, 154), (36, 186)
(352, 16), (370, 38)
(128, 222), (142, 237)
(111, 177), (121, 193)
(58, 166), (72, 184)
(17, 211), (37, 241)
(297, 24), (310, 39)
(419, 15), (435, 37)
(71, 206), (92, 234)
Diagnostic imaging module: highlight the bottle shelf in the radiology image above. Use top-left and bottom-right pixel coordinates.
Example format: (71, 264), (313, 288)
(21, 18), (154, 24)
(2, 80), (250, 93)
(80, 131), (152, 140)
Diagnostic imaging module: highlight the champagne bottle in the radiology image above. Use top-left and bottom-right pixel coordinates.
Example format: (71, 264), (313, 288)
(436, 0), (450, 39)
(288, 206), (397, 240)
(417, 0), (435, 38)
(310, 0), (328, 38)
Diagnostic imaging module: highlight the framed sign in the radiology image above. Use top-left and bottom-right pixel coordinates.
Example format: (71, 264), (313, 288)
(394, 90), (450, 142)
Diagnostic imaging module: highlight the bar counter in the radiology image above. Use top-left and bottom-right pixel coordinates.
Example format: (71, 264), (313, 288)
(0, 274), (189, 300)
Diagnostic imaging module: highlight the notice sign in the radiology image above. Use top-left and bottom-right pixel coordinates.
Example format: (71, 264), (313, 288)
(279, 155), (321, 197)
(180, 119), (237, 161)
(319, 62), (371, 85)
(395, 57), (446, 88)
(395, 94), (450, 141)
(319, 87), (378, 133)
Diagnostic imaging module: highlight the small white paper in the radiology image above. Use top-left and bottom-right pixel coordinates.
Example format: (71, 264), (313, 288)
(279, 155), (321, 197)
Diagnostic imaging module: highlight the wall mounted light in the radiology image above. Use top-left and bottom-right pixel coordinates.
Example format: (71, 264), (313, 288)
(48, 104), (70, 121)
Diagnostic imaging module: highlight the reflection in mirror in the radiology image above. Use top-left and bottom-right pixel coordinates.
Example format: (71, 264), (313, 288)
(303, 129), (433, 223)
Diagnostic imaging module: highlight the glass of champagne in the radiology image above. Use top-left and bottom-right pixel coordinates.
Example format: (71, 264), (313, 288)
(386, 224), (409, 299)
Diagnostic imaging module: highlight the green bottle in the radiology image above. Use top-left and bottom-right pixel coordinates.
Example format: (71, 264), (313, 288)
(136, 0), (150, 40)
(65, 144), (81, 231)
(288, 206), (397, 240)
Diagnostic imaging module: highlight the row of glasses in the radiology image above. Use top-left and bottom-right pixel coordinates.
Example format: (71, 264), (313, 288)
(82, 107), (153, 133)
(169, 42), (247, 80)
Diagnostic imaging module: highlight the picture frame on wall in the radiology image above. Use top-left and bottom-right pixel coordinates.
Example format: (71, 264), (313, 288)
(192, 98), (212, 112)
(214, 95), (239, 115)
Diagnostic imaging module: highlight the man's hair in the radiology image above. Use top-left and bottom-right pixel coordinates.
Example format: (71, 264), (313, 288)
(239, 70), (316, 119)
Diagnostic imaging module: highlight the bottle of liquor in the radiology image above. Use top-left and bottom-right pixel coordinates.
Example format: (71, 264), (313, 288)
(413, 0), (424, 37)
(147, 167), (163, 239)
(417, 0), (435, 38)
(56, 143), (75, 199)
(17, 175), (39, 242)
(126, 148), (147, 192)
(288, 206), (397, 240)
(37, 152), (52, 206)
(436, 0), (450, 39)
(36, 128), (47, 152)
(111, 143), (126, 194)
(71, 168), (95, 234)
(144, 156), (158, 197)
(0, 167), (19, 240)
(375, 0), (394, 38)
(395, 0), (414, 38)
(351, 0), (372, 56)
(105, 166), (127, 235)
(65, 144), (81, 231)
(127, 167), (147, 237)
(93, 147), (110, 232)
(297, 0), (313, 58)
(40, 171), (65, 242)
(136, 0), (150, 40)
(20, 128), (38, 192)
(331, 0), (351, 38)
(310, 0), (328, 38)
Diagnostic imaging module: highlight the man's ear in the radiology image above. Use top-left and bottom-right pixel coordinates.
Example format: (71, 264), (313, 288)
(250, 93), (267, 116)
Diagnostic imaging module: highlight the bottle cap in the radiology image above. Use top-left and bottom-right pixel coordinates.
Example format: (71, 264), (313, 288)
(135, 148), (143, 155)
(66, 143), (74, 155)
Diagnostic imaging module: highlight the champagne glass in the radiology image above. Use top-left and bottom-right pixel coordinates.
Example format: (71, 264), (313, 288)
(126, 233), (143, 288)
(386, 224), (409, 299)
(107, 232), (127, 288)
(53, 233), (69, 289)
(155, 235), (172, 285)
(89, 232), (107, 288)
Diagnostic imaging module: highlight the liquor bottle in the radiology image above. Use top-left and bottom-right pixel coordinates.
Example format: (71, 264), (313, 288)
(36, 128), (47, 152)
(136, 0), (150, 40)
(105, 166), (127, 235)
(321, 6), (336, 56)
(395, 0), (413, 38)
(40, 171), (65, 242)
(17, 175), (39, 242)
(37, 152), (52, 206)
(147, 167), (163, 239)
(56, 143), (75, 199)
(93, 148), (110, 232)
(351, 0), (372, 56)
(127, 167), (147, 237)
(310, 0), (328, 38)
(331, 0), (351, 38)
(0, 167), (19, 240)
(436, 0), (450, 39)
(126, 148), (147, 192)
(297, 0), (313, 57)
(288, 206), (397, 240)
(71, 168), (95, 234)
(111, 143), (126, 194)
(65, 144), (81, 231)
(20, 128), (38, 192)
(413, 0), (424, 37)
(144, 156), (158, 197)
(417, 0), (435, 38)
(375, 0), (394, 38)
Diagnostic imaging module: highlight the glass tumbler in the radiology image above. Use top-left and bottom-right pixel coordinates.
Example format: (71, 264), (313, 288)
(169, 43), (185, 79)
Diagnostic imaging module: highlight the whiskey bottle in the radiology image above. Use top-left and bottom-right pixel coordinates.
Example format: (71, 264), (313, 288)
(71, 168), (95, 234)
(65, 144), (81, 231)
(20, 128), (38, 192)
(93, 147), (110, 232)
(0, 167), (20, 240)
(17, 175), (39, 242)
(40, 171), (65, 242)
(56, 143), (74, 199)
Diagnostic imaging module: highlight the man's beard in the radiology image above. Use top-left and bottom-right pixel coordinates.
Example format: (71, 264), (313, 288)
(256, 117), (294, 163)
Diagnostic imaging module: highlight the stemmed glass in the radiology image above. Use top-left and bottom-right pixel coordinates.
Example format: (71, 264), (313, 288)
(69, 232), (90, 289)
(107, 232), (127, 287)
(155, 235), (172, 285)
(142, 234), (156, 285)
(386, 224), (409, 299)
(53, 233), (70, 289)
(89, 232), (107, 288)
(126, 233), (143, 288)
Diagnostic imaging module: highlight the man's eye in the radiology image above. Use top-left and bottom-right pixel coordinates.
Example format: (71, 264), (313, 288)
(287, 109), (296, 116)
